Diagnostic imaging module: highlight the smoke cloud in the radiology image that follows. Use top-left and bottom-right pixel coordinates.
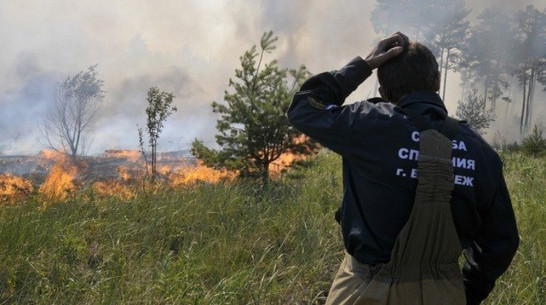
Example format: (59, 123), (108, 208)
(1, 0), (545, 155)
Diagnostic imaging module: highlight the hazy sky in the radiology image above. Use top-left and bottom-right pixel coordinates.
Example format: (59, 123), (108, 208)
(1, 0), (545, 155)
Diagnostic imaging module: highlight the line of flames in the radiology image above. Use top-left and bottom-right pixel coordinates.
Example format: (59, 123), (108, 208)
(1, 145), (309, 205)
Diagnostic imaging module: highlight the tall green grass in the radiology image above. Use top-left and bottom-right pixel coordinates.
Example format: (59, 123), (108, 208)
(0, 151), (544, 304)
(485, 152), (546, 305)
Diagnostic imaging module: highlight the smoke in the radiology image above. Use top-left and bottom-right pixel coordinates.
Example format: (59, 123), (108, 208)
(1, 0), (545, 155)
(0, 52), (60, 155)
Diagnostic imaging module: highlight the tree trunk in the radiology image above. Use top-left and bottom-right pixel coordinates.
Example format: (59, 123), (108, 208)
(525, 66), (535, 133)
(442, 48), (450, 102)
(261, 160), (269, 187)
(483, 76), (489, 108)
(438, 47), (445, 86)
(520, 70), (527, 134)
(151, 140), (157, 182)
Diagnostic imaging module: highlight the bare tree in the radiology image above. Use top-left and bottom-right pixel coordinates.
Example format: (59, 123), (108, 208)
(42, 65), (104, 161)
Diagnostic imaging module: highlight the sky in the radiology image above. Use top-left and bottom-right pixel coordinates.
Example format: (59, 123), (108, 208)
(1, 0), (545, 156)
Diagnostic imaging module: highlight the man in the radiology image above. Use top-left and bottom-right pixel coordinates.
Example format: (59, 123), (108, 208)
(287, 32), (519, 305)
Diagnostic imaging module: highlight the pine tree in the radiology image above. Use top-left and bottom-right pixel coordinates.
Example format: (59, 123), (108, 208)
(192, 31), (318, 185)
(458, 9), (513, 109)
(456, 89), (496, 135)
(512, 5), (546, 134)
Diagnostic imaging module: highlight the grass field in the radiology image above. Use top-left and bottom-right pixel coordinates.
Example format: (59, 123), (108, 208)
(0, 151), (544, 304)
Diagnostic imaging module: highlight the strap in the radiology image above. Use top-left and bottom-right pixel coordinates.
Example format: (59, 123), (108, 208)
(440, 116), (459, 140)
(400, 108), (430, 132)
(398, 107), (459, 140)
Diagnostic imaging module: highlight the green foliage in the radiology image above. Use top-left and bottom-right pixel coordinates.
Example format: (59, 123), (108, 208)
(490, 151), (546, 304)
(63, 64), (105, 103)
(455, 88), (496, 134)
(192, 31), (318, 184)
(492, 132), (520, 152)
(521, 125), (546, 156)
(138, 87), (177, 180)
(0, 152), (545, 303)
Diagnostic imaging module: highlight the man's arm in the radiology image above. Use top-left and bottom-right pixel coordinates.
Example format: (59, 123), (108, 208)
(463, 170), (519, 305)
(286, 57), (372, 155)
(287, 32), (408, 155)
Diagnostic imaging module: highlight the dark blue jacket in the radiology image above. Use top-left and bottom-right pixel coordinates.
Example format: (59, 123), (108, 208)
(287, 56), (519, 304)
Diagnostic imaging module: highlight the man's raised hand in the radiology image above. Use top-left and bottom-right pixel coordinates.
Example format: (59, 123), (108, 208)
(364, 32), (409, 70)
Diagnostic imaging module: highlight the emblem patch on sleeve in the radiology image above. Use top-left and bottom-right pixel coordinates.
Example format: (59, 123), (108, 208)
(308, 97), (327, 110)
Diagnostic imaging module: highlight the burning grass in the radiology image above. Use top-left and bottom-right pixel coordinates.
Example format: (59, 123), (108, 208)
(0, 145), (312, 206)
(38, 148), (65, 161)
(38, 156), (79, 203)
(0, 173), (34, 204)
(103, 149), (141, 162)
(169, 160), (238, 186)
(269, 151), (305, 179)
(92, 179), (136, 200)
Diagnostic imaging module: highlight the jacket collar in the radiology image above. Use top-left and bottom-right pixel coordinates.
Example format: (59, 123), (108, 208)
(396, 91), (448, 117)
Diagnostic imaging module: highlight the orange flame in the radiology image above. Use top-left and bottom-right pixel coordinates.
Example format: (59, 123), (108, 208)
(269, 152), (303, 179)
(118, 165), (136, 181)
(157, 164), (174, 176)
(38, 156), (78, 202)
(39, 149), (65, 161)
(0, 174), (34, 204)
(93, 179), (136, 200)
(169, 161), (237, 186)
(103, 150), (141, 162)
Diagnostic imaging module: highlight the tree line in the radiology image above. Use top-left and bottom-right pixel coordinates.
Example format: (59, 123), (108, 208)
(372, 1), (546, 134)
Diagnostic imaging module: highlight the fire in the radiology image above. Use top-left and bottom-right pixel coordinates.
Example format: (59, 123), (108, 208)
(93, 179), (136, 200)
(103, 150), (141, 162)
(292, 134), (308, 145)
(0, 136), (315, 206)
(118, 165), (133, 181)
(158, 164), (174, 176)
(38, 156), (79, 202)
(269, 152), (305, 179)
(268, 135), (314, 178)
(0, 173), (34, 204)
(39, 149), (64, 161)
(169, 161), (237, 186)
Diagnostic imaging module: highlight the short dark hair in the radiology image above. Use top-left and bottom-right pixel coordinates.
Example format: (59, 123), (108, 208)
(377, 42), (439, 103)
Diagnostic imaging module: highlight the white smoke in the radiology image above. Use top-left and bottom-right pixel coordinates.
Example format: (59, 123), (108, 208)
(1, 0), (545, 155)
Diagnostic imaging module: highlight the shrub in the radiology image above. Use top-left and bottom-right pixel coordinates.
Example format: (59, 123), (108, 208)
(521, 125), (546, 156)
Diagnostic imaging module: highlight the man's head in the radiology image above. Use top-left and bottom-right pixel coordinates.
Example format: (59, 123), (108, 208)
(377, 42), (440, 104)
